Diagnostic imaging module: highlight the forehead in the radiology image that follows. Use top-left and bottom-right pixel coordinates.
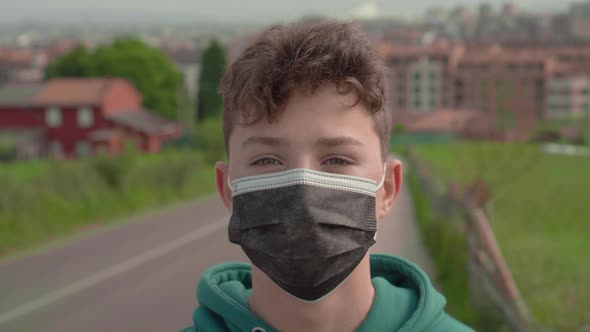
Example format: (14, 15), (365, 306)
(229, 84), (379, 147)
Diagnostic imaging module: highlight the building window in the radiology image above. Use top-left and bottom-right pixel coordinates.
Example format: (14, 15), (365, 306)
(46, 107), (62, 128)
(77, 107), (94, 128)
(415, 100), (422, 109)
(414, 72), (421, 81)
(398, 98), (405, 107)
(76, 141), (92, 158)
(49, 140), (63, 157)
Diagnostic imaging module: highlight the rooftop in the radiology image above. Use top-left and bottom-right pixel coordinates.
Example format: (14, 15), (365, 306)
(0, 83), (44, 106)
(0, 48), (34, 65)
(107, 110), (179, 135)
(34, 78), (129, 106)
(399, 109), (493, 134)
(380, 44), (453, 59)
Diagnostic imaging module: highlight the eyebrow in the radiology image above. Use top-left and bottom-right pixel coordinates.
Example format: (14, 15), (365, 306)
(241, 136), (365, 149)
(316, 136), (365, 148)
(241, 136), (289, 149)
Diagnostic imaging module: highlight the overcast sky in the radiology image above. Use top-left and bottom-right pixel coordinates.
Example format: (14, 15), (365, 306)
(0, 0), (571, 24)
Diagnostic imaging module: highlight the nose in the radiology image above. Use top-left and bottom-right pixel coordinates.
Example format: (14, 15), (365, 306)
(288, 152), (317, 171)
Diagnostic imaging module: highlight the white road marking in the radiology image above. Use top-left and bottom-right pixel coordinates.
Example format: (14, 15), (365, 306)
(0, 220), (226, 326)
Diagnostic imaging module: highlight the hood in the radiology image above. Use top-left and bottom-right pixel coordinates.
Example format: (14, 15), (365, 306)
(182, 254), (472, 332)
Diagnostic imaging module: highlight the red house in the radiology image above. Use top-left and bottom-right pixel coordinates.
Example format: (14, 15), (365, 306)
(0, 78), (182, 158)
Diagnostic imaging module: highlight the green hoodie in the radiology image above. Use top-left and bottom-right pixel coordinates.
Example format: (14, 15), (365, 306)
(181, 254), (473, 332)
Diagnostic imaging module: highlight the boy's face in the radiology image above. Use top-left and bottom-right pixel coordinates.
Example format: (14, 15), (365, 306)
(215, 83), (401, 221)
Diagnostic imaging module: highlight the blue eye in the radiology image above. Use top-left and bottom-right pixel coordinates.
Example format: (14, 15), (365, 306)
(253, 158), (282, 166)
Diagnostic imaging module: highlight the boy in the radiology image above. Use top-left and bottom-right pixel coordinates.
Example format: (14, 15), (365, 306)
(182, 20), (473, 332)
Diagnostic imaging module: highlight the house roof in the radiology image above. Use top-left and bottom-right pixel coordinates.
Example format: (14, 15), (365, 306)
(383, 45), (453, 59)
(0, 48), (34, 65)
(33, 78), (128, 106)
(402, 109), (492, 134)
(0, 83), (44, 106)
(107, 110), (179, 135)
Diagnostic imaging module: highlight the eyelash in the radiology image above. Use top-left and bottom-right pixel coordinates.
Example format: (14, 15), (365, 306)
(324, 158), (350, 166)
(251, 157), (351, 167)
(252, 158), (282, 166)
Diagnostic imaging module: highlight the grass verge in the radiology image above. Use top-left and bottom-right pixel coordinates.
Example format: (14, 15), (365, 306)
(0, 149), (216, 256)
(412, 142), (590, 331)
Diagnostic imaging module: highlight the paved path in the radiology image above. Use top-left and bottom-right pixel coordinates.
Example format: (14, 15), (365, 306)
(372, 173), (436, 277)
(0, 174), (435, 332)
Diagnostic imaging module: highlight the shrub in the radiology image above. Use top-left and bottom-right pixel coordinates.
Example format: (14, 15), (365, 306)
(0, 149), (214, 255)
(193, 113), (225, 165)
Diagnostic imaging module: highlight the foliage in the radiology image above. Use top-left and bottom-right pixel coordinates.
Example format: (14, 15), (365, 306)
(45, 46), (96, 78)
(0, 150), (215, 256)
(0, 142), (14, 157)
(397, 146), (506, 331)
(413, 142), (590, 331)
(45, 38), (182, 120)
(393, 123), (406, 135)
(192, 113), (226, 165)
(530, 129), (561, 143)
(197, 39), (227, 122)
(91, 141), (139, 191)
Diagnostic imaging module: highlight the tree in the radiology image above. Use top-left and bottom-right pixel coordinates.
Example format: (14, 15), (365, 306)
(45, 38), (182, 120)
(197, 39), (227, 122)
(45, 46), (95, 78)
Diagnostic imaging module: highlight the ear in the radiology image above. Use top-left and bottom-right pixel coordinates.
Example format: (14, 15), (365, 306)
(377, 158), (403, 220)
(214, 162), (232, 212)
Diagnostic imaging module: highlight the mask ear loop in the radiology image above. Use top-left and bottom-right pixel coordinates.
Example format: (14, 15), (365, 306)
(375, 163), (387, 191)
(374, 163), (387, 241)
(227, 176), (234, 193)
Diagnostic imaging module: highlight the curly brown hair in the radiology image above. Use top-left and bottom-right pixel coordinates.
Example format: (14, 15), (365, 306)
(220, 20), (392, 159)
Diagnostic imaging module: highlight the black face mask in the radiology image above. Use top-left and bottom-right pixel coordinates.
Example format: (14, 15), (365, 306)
(227, 167), (385, 302)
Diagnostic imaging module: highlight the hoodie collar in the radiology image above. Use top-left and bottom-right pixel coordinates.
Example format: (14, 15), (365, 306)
(362, 254), (446, 332)
(196, 254), (446, 332)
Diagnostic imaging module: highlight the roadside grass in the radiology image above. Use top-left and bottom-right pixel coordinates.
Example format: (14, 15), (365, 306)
(405, 164), (491, 328)
(411, 142), (590, 331)
(0, 149), (216, 256)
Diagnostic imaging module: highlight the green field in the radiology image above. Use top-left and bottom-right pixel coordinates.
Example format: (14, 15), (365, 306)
(0, 150), (217, 256)
(412, 142), (590, 331)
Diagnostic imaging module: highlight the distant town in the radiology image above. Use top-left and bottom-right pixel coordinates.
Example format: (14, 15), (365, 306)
(2, 0), (590, 159)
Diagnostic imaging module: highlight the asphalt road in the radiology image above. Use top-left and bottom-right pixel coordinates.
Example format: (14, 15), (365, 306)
(0, 179), (434, 332)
